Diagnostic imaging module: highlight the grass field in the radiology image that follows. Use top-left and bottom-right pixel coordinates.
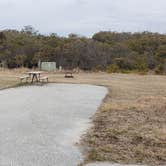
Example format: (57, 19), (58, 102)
(0, 68), (166, 165)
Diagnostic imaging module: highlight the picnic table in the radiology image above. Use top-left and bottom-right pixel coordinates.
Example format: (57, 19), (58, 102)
(65, 71), (74, 78)
(27, 71), (43, 83)
(20, 71), (49, 83)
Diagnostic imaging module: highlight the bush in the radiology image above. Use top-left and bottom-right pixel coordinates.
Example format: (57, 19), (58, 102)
(155, 65), (164, 74)
(135, 63), (148, 72)
(106, 64), (119, 73)
(94, 65), (103, 72)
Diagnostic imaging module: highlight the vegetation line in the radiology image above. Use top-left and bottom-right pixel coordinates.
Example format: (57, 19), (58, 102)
(0, 27), (166, 74)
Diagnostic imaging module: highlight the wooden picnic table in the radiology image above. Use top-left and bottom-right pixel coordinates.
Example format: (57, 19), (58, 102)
(27, 71), (43, 83)
(65, 71), (74, 78)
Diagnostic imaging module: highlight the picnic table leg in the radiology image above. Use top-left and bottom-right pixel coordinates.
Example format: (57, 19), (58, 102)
(38, 73), (41, 82)
(31, 74), (38, 83)
(31, 74), (35, 83)
(26, 77), (28, 83)
(35, 74), (39, 82)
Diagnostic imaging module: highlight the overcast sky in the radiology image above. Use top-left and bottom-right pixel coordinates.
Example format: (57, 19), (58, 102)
(0, 0), (166, 36)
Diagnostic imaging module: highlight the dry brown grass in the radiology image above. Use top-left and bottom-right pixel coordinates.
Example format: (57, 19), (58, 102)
(0, 68), (166, 165)
(84, 96), (166, 165)
(0, 68), (26, 89)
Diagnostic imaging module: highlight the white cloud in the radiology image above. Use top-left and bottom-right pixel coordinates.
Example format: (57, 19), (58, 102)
(0, 0), (166, 36)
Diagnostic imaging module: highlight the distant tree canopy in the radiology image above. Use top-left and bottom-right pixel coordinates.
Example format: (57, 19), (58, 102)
(0, 26), (166, 73)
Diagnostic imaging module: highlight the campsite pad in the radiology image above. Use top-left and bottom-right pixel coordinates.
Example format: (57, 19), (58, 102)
(0, 84), (107, 166)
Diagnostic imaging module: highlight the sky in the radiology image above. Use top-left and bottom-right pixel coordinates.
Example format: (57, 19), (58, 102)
(0, 0), (166, 36)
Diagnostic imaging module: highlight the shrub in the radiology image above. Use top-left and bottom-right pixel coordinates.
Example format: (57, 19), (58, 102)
(94, 65), (103, 72)
(155, 65), (164, 74)
(106, 64), (119, 73)
(135, 63), (148, 72)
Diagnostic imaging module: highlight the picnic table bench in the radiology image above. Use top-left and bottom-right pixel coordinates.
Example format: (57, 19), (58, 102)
(40, 76), (48, 83)
(20, 75), (30, 83)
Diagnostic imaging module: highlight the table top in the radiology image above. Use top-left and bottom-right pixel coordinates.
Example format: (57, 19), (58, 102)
(27, 71), (43, 74)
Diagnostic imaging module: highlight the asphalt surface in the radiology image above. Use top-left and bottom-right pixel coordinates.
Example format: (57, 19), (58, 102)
(0, 84), (107, 166)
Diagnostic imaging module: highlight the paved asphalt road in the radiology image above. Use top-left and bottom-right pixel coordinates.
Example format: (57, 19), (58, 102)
(0, 84), (107, 166)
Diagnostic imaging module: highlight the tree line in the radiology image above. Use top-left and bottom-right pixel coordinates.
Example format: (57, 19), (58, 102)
(0, 26), (166, 73)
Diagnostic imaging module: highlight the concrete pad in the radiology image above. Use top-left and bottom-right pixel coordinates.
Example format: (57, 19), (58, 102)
(0, 84), (107, 166)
